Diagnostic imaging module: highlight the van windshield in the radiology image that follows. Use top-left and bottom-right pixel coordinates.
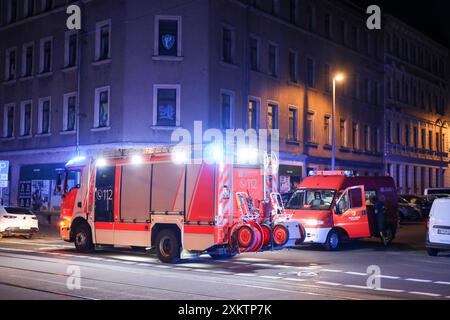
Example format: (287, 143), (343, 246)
(286, 189), (336, 210)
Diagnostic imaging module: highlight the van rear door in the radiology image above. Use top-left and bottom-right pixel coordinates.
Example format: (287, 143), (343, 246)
(333, 185), (370, 238)
(429, 200), (450, 245)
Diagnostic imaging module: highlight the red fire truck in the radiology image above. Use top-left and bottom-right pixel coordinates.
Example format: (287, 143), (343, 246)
(284, 171), (399, 251)
(57, 147), (302, 263)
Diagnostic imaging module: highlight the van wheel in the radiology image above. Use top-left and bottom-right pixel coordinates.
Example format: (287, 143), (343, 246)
(427, 247), (439, 257)
(324, 229), (341, 251)
(74, 224), (94, 253)
(23, 234), (33, 240)
(156, 229), (181, 264)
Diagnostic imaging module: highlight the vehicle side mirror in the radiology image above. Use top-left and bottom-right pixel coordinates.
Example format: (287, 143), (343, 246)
(54, 174), (62, 194)
(334, 204), (341, 215)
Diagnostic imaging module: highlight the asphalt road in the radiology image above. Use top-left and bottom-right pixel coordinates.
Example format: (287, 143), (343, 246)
(0, 221), (449, 300)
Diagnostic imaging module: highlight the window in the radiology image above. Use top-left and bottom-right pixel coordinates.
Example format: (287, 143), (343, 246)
(63, 93), (77, 132)
(306, 57), (315, 87)
(363, 125), (370, 151)
(386, 120), (392, 143)
(339, 119), (347, 147)
(22, 43), (33, 77)
(404, 124), (410, 147)
(352, 122), (359, 149)
(289, 0), (297, 24)
(249, 37), (259, 71)
(306, 111), (314, 142)
(413, 127), (418, 148)
(324, 115), (331, 145)
(362, 78), (369, 102)
(20, 101), (32, 136)
(339, 20), (346, 45)
(24, 0), (35, 17)
(405, 165), (410, 193)
(351, 26), (358, 49)
(396, 122), (401, 144)
(324, 64), (331, 92)
(94, 87), (110, 128)
(64, 31), (78, 67)
(436, 132), (440, 152)
(267, 103), (278, 136)
(372, 127), (379, 152)
(428, 130), (433, 150)
(153, 85), (180, 127)
(3, 104), (15, 138)
(38, 98), (51, 134)
(371, 81), (378, 105)
(421, 128), (426, 149)
(307, 5), (315, 31)
(248, 99), (259, 130)
(43, 0), (53, 11)
(268, 43), (278, 77)
(95, 20), (111, 60)
(324, 13), (332, 39)
(288, 50), (298, 82)
(429, 168), (433, 188)
(386, 163), (392, 177)
(5, 48), (17, 80)
(220, 91), (233, 129)
(413, 167), (418, 193)
(8, 0), (18, 23)
(352, 74), (358, 99)
(155, 16), (181, 57)
(222, 26), (234, 63)
(436, 169), (440, 188)
(289, 107), (299, 141)
(39, 38), (52, 73)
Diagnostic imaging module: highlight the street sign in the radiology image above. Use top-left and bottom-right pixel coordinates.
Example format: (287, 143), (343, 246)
(0, 160), (9, 181)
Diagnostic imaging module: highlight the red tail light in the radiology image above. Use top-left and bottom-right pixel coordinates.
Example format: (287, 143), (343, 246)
(3, 215), (17, 219)
(426, 217), (430, 231)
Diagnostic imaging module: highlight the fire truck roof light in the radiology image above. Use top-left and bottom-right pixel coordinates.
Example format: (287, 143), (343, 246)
(96, 158), (107, 167)
(66, 156), (86, 167)
(131, 154), (143, 165)
(309, 170), (355, 177)
(172, 149), (190, 164)
(237, 147), (259, 164)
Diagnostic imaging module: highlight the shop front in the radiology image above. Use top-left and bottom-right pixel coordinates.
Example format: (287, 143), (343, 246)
(278, 164), (303, 194)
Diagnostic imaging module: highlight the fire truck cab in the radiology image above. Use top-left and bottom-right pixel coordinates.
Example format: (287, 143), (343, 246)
(285, 171), (399, 250)
(58, 148), (302, 263)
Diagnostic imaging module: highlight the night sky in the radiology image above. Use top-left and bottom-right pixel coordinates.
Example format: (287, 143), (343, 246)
(347, 0), (450, 48)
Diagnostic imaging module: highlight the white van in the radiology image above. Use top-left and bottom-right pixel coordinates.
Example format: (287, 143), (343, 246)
(424, 188), (450, 196)
(426, 198), (450, 256)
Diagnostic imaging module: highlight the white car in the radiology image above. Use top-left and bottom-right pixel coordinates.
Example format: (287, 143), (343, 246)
(0, 207), (39, 239)
(426, 199), (450, 256)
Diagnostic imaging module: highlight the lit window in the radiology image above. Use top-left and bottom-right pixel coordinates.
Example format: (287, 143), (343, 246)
(248, 99), (259, 130)
(155, 16), (181, 57)
(220, 91), (233, 129)
(267, 103), (278, 136)
(153, 85), (180, 127)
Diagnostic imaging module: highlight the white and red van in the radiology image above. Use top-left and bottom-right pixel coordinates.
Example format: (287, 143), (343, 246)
(284, 171), (399, 250)
(57, 147), (301, 262)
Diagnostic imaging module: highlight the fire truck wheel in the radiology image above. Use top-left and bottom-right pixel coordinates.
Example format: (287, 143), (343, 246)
(324, 229), (341, 251)
(236, 225), (254, 249)
(272, 225), (289, 247)
(74, 224), (94, 253)
(156, 229), (181, 264)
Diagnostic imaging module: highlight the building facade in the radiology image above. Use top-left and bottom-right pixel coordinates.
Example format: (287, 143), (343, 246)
(0, 0), (448, 208)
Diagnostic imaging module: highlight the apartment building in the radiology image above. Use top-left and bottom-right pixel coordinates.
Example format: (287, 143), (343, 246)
(0, 0), (448, 208)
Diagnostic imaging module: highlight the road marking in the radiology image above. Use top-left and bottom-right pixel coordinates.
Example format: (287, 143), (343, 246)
(345, 271), (367, 276)
(344, 285), (370, 290)
(210, 270), (233, 275)
(409, 291), (442, 297)
(152, 265), (172, 269)
(88, 257), (104, 261)
(274, 264), (294, 269)
(173, 267), (190, 271)
(377, 275), (401, 280)
(320, 269), (343, 273)
(259, 275), (282, 280)
(435, 281), (450, 285)
(193, 269), (212, 273)
(8, 275), (99, 291)
(235, 273), (257, 277)
(0, 241), (72, 248)
(316, 281), (342, 286)
(374, 288), (405, 293)
(137, 263), (151, 266)
(283, 278), (306, 282)
(405, 278), (432, 283)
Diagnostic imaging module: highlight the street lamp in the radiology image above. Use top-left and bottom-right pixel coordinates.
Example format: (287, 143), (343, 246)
(331, 73), (345, 171)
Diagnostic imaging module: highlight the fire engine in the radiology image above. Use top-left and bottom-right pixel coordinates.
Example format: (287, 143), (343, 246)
(57, 146), (302, 263)
(284, 170), (399, 251)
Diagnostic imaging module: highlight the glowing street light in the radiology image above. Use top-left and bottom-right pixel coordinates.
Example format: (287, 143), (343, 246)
(332, 73), (345, 171)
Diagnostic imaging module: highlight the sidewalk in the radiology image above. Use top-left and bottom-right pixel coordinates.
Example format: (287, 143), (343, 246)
(35, 211), (60, 239)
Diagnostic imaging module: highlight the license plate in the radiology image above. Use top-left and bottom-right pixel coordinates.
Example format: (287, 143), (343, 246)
(438, 229), (450, 235)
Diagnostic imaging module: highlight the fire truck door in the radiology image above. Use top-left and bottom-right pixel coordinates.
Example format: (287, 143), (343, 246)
(94, 165), (115, 244)
(333, 185), (370, 238)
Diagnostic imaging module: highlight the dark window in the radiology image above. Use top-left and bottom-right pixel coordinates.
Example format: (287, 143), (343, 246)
(372, 127), (379, 152)
(324, 64), (331, 92)
(413, 127), (418, 148)
(98, 91), (109, 128)
(42, 41), (52, 73)
(428, 130), (433, 150)
(340, 120), (346, 146)
(289, 0), (297, 24)
(249, 37), (259, 71)
(67, 96), (76, 131)
(41, 100), (50, 134)
(157, 88), (177, 127)
(9, 0), (17, 23)
(386, 121), (391, 143)
(404, 124), (410, 147)
(221, 93), (231, 129)
(158, 19), (178, 56)
(307, 5), (315, 31)
(25, 46), (33, 76)
(222, 27), (232, 63)
(44, 0), (53, 11)
(306, 58), (315, 87)
(8, 50), (16, 80)
(289, 108), (298, 141)
(23, 103), (31, 136)
(324, 13), (331, 39)
(6, 106), (14, 137)
(99, 25), (110, 60)
(352, 123), (358, 149)
(349, 188), (363, 208)
(289, 51), (297, 82)
(268, 44), (277, 77)
(94, 166), (116, 223)
(25, 0), (34, 17)
(68, 34), (77, 67)
(248, 100), (258, 130)
(324, 116), (330, 145)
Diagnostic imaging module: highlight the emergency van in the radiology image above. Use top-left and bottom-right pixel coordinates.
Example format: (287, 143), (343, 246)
(285, 171), (399, 250)
(57, 147), (302, 263)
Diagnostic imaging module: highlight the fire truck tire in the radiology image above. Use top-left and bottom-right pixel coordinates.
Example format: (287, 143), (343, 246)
(324, 229), (341, 251)
(272, 225), (289, 247)
(155, 229), (181, 264)
(74, 224), (94, 253)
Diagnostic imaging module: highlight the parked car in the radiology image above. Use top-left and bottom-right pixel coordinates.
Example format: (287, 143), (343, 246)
(0, 207), (39, 240)
(398, 197), (421, 221)
(401, 195), (431, 218)
(426, 198), (450, 256)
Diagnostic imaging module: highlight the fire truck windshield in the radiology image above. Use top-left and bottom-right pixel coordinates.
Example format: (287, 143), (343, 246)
(63, 169), (82, 193)
(286, 189), (336, 210)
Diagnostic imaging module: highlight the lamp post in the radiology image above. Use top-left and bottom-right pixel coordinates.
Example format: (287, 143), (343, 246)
(331, 73), (345, 171)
